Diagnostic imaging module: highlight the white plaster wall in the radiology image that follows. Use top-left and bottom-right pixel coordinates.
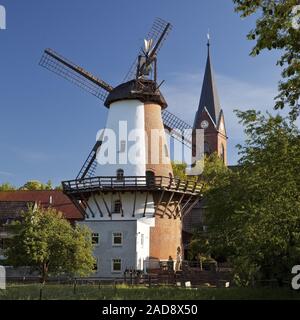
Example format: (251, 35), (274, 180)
(136, 220), (151, 272)
(82, 191), (155, 277)
(86, 192), (155, 221)
(95, 99), (146, 178)
(80, 220), (137, 278)
(79, 219), (152, 278)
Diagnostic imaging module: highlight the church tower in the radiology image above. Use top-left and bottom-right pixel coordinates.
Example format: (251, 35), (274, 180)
(182, 38), (228, 257)
(193, 38), (227, 164)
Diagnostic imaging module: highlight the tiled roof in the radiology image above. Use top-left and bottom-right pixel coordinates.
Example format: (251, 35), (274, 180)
(0, 191), (83, 221)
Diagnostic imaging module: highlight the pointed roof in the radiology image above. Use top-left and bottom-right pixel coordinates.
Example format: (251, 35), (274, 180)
(194, 40), (221, 128)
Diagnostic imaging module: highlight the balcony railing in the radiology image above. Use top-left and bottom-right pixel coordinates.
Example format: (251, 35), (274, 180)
(62, 176), (203, 195)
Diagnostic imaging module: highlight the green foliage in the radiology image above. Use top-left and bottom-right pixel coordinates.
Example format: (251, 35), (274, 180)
(188, 228), (211, 260)
(54, 184), (63, 190)
(233, 0), (300, 119)
(0, 180), (63, 190)
(172, 154), (227, 185)
(0, 182), (16, 191)
(19, 180), (53, 190)
(200, 153), (229, 192)
(1, 284), (299, 300)
(203, 110), (300, 285)
(231, 256), (260, 287)
(171, 161), (188, 180)
(6, 206), (95, 283)
(188, 154), (229, 260)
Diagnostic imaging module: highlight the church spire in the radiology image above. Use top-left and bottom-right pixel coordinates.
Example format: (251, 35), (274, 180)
(194, 35), (221, 128)
(207, 31), (210, 50)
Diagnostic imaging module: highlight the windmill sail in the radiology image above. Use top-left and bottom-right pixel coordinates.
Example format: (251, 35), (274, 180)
(123, 18), (173, 82)
(162, 109), (193, 148)
(39, 49), (113, 102)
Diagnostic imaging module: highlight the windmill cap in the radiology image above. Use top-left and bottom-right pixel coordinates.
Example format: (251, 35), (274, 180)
(104, 79), (167, 109)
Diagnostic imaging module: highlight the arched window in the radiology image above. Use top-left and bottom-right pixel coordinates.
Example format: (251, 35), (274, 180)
(113, 200), (121, 213)
(146, 170), (155, 186)
(116, 169), (124, 181)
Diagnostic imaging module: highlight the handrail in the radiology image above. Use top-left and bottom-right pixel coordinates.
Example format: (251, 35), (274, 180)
(62, 175), (203, 195)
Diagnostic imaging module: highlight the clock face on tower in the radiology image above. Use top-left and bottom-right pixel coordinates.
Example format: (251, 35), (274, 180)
(201, 120), (209, 129)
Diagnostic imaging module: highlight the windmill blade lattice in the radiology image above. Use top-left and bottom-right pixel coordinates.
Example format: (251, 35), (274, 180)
(39, 49), (113, 102)
(123, 18), (173, 82)
(162, 109), (193, 148)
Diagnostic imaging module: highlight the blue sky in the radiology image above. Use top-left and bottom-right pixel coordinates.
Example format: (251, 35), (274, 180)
(0, 0), (287, 187)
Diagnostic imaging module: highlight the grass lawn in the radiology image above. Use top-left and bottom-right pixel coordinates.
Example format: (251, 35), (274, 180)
(0, 284), (299, 300)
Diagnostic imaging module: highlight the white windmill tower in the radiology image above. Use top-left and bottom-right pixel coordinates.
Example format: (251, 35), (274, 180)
(40, 18), (203, 277)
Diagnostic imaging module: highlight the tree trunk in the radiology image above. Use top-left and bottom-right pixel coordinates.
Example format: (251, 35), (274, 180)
(41, 263), (48, 284)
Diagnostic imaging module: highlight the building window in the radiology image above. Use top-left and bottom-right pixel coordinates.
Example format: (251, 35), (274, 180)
(92, 233), (99, 245)
(112, 232), (123, 246)
(112, 258), (122, 272)
(119, 140), (126, 153)
(146, 170), (155, 186)
(116, 169), (124, 181)
(113, 200), (121, 214)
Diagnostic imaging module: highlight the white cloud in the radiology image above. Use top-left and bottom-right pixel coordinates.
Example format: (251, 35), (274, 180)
(0, 171), (13, 177)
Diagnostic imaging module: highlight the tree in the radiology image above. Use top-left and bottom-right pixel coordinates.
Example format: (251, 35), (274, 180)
(204, 110), (300, 285)
(199, 153), (229, 192)
(20, 180), (53, 190)
(187, 154), (230, 261)
(172, 154), (227, 186)
(6, 206), (95, 283)
(233, 0), (300, 119)
(171, 161), (188, 180)
(0, 182), (16, 191)
(54, 184), (63, 190)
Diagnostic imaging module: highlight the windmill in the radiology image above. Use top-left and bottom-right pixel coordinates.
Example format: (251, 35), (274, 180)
(39, 18), (194, 180)
(40, 18), (203, 276)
